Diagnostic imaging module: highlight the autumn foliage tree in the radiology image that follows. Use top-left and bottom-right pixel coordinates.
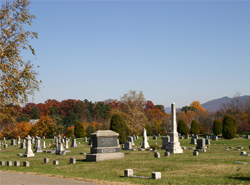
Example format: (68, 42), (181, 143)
(120, 90), (148, 135)
(64, 126), (75, 138)
(0, 0), (40, 126)
(29, 115), (57, 138)
(74, 121), (84, 138)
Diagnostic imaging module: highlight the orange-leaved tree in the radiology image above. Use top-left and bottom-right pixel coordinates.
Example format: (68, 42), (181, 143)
(29, 115), (57, 137)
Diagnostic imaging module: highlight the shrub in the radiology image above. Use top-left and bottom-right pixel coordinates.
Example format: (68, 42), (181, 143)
(110, 114), (129, 144)
(64, 126), (75, 138)
(177, 119), (188, 135)
(222, 115), (237, 139)
(145, 123), (152, 136)
(74, 121), (84, 138)
(213, 120), (222, 136)
(190, 120), (200, 135)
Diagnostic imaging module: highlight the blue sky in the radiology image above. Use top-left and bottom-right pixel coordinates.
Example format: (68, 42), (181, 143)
(24, 0), (250, 108)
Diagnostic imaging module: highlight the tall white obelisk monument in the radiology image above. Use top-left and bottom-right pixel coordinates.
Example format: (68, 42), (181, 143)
(166, 102), (183, 153)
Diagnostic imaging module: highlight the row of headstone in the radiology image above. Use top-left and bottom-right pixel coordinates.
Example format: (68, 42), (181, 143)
(0, 161), (30, 167)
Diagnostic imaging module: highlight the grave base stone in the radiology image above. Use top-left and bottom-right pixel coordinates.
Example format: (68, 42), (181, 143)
(152, 172), (161, 180)
(70, 158), (76, 164)
(154, 151), (160, 158)
(53, 160), (59, 165)
(14, 161), (20, 166)
(124, 169), (133, 177)
(44, 158), (49, 163)
(23, 161), (30, 167)
(7, 161), (12, 166)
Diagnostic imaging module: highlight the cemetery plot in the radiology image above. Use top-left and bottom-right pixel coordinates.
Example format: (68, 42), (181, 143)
(0, 137), (250, 184)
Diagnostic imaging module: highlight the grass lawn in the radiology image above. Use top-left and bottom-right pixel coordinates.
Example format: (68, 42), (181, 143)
(0, 136), (250, 184)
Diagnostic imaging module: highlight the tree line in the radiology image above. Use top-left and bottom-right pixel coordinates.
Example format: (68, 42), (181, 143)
(1, 91), (249, 140)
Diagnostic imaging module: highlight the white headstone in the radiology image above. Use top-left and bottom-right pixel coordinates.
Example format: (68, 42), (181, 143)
(141, 128), (150, 149)
(24, 135), (35, 157)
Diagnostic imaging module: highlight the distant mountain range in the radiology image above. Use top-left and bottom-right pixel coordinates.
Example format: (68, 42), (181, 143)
(165, 95), (250, 113)
(201, 95), (250, 112)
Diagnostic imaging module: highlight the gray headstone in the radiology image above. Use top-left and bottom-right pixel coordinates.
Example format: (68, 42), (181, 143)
(161, 136), (170, 150)
(86, 130), (124, 162)
(35, 137), (43, 153)
(11, 139), (16, 146)
(205, 139), (210, 145)
(196, 139), (206, 150)
(65, 139), (69, 149)
(128, 136), (135, 146)
(190, 138), (197, 145)
(212, 135), (218, 141)
(71, 139), (77, 147)
(185, 135), (189, 139)
(17, 136), (21, 144)
(123, 142), (132, 150)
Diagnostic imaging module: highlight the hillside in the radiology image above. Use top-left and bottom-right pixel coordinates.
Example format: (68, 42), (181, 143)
(165, 95), (250, 113)
(201, 95), (250, 112)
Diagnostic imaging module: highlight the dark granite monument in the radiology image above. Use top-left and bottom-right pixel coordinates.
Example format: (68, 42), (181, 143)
(86, 130), (124, 162)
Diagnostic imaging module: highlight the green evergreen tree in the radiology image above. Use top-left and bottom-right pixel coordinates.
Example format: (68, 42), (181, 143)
(213, 120), (222, 136)
(30, 107), (40, 119)
(86, 125), (95, 137)
(222, 115), (237, 139)
(110, 114), (129, 144)
(74, 121), (84, 138)
(17, 114), (30, 122)
(190, 120), (200, 135)
(177, 119), (188, 135)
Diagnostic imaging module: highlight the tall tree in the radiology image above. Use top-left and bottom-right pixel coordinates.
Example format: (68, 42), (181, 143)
(213, 120), (222, 136)
(30, 106), (40, 119)
(120, 90), (148, 135)
(177, 119), (189, 135)
(110, 114), (129, 144)
(190, 120), (200, 135)
(74, 121), (84, 138)
(0, 0), (40, 107)
(222, 115), (237, 139)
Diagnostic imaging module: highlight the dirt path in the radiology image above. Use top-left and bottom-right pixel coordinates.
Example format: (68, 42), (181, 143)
(0, 171), (99, 185)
